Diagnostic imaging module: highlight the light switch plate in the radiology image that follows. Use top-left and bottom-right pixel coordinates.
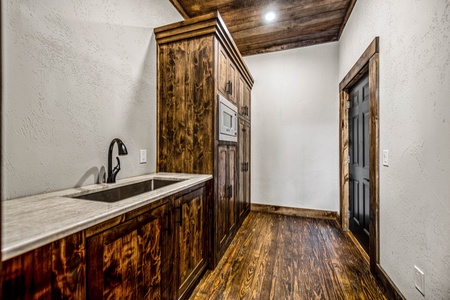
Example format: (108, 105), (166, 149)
(414, 265), (425, 296)
(140, 149), (147, 164)
(382, 150), (389, 166)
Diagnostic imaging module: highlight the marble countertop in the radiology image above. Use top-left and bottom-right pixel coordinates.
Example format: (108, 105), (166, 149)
(2, 172), (212, 261)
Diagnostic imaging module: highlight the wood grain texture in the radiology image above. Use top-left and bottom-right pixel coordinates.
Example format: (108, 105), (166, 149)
(156, 14), (253, 272)
(158, 37), (215, 175)
(172, 0), (357, 56)
(189, 212), (387, 300)
(51, 232), (86, 299)
(175, 188), (208, 300)
(368, 53), (380, 274)
(252, 203), (338, 221)
(339, 37), (379, 90)
(155, 12), (254, 87)
(87, 204), (169, 300)
(2, 244), (52, 299)
(2, 232), (86, 299)
(340, 90), (350, 231)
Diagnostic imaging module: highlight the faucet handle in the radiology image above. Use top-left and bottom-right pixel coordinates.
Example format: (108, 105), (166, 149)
(113, 157), (121, 171)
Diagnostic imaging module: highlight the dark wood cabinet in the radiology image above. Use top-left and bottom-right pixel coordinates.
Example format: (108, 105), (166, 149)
(2, 180), (212, 300)
(238, 120), (251, 219)
(217, 145), (237, 258)
(155, 12), (253, 268)
(238, 75), (251, 119)
(174, 187), (208, 300)
(86, 203), (171, 300)
(2, 232), (86, 299)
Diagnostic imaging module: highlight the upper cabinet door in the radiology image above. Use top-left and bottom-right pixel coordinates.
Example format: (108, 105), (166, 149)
(217, 44), (237, 105)
(244, 83), (251, 120)
(218, 45), (229, 98)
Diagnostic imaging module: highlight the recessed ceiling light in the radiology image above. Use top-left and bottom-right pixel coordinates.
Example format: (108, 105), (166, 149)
(264, 11), (277, 22)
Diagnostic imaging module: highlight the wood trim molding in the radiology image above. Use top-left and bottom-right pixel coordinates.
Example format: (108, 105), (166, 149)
(251, 204), (338, 221)
(375, 264), (407, 300)
(339, 37), (379, 90)
(154, 11), (254, 88)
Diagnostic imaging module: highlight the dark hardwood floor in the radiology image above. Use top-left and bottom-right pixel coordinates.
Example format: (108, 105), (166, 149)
(190, 212), (387, 300)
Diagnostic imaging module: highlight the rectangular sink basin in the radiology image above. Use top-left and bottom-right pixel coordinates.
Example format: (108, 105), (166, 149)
(74, 179), (182, 202)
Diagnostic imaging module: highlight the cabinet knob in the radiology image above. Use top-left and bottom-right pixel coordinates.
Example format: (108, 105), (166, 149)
(226, 81), (233, 95)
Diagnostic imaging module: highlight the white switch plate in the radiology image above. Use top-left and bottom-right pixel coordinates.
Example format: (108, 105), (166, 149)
(382, 150), (389, 166)
(140, 149), (147, 164)
(414, 265), (425, 296)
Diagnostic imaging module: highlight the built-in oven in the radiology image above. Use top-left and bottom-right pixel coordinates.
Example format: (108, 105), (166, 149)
(218, 94), (238, 142)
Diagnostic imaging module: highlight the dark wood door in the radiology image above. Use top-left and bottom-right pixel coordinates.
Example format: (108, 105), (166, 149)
(238, 120), (251, 220)
(87, 204), (170, 300)
(216, 145), (237, 258)
(348, 73), (370, 253)
(174, 188), (207, 300)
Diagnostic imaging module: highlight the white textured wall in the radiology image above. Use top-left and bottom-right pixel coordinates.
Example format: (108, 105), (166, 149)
(244, 43), (339, 212)
(339, 0), (450, 299)
(2, 0), (182, 199)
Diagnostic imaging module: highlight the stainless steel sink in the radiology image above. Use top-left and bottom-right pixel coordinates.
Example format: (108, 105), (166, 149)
(74, 179), (182, 202)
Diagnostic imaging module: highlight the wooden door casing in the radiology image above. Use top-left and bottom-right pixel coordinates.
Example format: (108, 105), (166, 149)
(87, 204), (170, 300)
(348, 73), (370, 254)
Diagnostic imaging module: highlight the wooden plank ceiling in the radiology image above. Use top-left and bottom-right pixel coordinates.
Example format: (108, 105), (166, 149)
(169, 0), (357, 56)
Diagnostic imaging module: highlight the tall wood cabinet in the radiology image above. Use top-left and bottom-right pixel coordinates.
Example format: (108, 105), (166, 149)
(155, 12), (253, 267)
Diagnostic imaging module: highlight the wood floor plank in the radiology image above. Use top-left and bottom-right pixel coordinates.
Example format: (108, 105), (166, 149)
(189, 212), (386, 300)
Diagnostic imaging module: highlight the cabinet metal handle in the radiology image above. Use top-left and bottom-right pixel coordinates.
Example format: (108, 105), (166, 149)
(227, 185), (233, 199)
(246, 162), (249, 172)
(175, 205), (182, 226)
(226, 81), (233, 95)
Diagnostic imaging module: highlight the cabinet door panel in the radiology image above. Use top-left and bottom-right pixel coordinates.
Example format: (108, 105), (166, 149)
(238, 119), (246, 218)
(175, 188), (206, 299)
(217, 145), (229, 249)
(87, 204), (168, 300)
(244, 123), (251, 212)
(228, 62), (237, 104)
(218, 45), (228, 97)
(52, 232), (86, 299)
(2, 244), (52, 299)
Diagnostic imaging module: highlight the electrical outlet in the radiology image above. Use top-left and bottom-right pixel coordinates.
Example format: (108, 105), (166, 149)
(140, 149), (147, 164)
(382, 150), (389, 166)
(414, 265), (425, 296)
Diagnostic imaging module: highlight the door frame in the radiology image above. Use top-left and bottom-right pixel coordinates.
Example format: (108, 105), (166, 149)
(339, 37), (379, 273)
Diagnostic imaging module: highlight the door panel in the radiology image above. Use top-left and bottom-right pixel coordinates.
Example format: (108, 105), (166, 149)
(217, 146), (228, 248)
(349, 72), (370, 254)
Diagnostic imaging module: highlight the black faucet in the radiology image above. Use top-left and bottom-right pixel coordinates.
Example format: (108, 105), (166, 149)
(107, 138), (128, 183)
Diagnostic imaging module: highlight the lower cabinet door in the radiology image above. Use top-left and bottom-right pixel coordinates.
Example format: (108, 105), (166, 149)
(174, 187), (207, 300)
(2, 232), (86, 299)
(87, 204), (170, 300)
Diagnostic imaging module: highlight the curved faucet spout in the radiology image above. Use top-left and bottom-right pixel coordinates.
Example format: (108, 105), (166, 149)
(107, 138), (128, 183)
